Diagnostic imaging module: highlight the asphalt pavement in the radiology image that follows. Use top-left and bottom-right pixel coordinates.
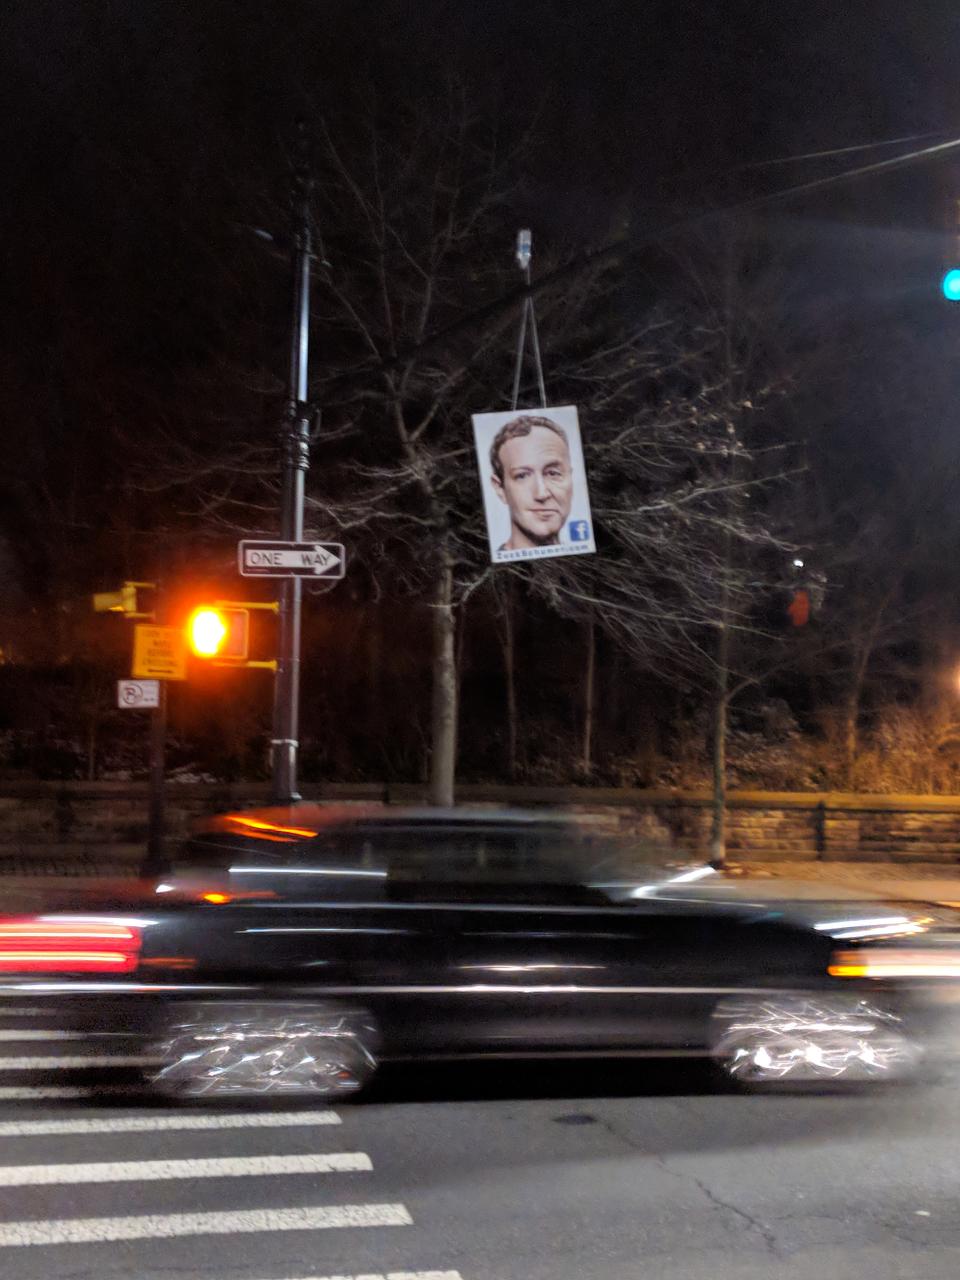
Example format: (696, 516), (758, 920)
(0, 1060), (958, 1279)
(3, 867), (960, 1278)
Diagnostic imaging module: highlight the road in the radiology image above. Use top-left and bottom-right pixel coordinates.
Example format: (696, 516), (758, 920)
(0, 1061), (957, 1280)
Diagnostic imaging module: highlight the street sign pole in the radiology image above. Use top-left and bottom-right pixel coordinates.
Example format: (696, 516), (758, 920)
(143, 679), (168, 878)
(271, 122), (314, 804)
(140, 581), (174, 880)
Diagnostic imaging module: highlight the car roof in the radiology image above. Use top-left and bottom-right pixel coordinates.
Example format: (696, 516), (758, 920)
(193, 803), (581, 844)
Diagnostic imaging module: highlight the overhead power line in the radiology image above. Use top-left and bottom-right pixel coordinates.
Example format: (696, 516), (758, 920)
(330, 131), (960, 390)
(736, 130), (951, 171)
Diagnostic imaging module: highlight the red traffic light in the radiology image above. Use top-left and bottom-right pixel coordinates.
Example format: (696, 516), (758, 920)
(186, 606), (249, 660)
(787, 589), (810, 628)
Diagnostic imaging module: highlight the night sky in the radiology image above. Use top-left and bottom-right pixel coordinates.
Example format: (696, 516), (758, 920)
(4, 1), (959, 360)
(6, 4), (960, 246)
(4, 2), (960, 546)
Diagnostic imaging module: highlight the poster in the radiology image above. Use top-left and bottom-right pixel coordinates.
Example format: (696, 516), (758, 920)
(471, 405), (596, 565)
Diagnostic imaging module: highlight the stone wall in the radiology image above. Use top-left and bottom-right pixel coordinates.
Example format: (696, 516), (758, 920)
(0, 782), (959, 874)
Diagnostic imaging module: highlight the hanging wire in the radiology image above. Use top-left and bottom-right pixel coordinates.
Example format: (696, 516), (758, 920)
(509, 230), (548, 410)
(526, 272), (547, 409)
(509, 292), (529, 410)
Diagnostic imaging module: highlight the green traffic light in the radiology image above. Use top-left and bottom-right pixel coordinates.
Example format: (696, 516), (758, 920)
(942, 269), (960, 301)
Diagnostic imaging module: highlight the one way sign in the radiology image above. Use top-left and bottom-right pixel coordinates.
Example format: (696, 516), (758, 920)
(238, 540), (346, 579)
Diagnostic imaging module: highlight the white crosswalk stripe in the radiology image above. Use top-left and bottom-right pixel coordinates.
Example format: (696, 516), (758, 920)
(0, 1054), (160, 1069)
(0, 1151), (372, 1185)
(0, 1087), (132, 1099)
(0, 1202), (413, 1246)
(253, 1273), (464, 1280)
(0, 1030), (91, 1041)
(0, 1108), (341, 1136)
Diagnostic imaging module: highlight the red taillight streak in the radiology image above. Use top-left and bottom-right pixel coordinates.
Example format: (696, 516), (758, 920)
(0, 918), (141, 973)
(0, 930), (134, 941)
(0, 952), (137, 972)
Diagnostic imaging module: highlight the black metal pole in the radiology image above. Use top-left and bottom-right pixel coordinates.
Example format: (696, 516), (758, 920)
(271, 126), (314, 803)
(143, 679), (168, 878)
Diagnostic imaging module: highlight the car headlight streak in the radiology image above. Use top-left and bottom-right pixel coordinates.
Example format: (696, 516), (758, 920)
(830, 948), (960, 979)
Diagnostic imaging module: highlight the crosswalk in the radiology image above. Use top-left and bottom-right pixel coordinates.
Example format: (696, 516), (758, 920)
(0, 1086), (134, 1099)
(0, 1100), (464, 1279)
(0, 998), (157, 1086)
(0, 1109), (343, 1136)
(0, 1151), (375, 1186)
(0, 1204), (415, 1247)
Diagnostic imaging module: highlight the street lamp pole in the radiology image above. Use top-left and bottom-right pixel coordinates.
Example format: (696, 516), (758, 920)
(271, 124), (314, 803)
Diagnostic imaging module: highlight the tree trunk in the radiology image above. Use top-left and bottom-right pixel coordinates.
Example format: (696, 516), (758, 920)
(86, 715), (98, 782)
(366, 604), (383, 732)
(710, 610), (731, 868)
(710, 684), (728, 867)
(711, 242), (737, 869)
(842, 590), (897, 785)
(456, 594), (469, 697)
(841, 680), (863, 787)
(429, 545), (458, 807)
(581, 611), (596, 777)
(842, 631), (878, 785)
(501, 582), (518, 782)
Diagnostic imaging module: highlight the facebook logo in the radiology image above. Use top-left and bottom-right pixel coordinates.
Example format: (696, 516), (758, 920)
(568, 520), (591, 542)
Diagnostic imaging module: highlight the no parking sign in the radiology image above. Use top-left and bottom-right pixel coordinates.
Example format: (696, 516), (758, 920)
(117, 679), (160, 709)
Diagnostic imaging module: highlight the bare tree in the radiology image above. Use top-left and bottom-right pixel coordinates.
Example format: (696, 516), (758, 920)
(297, 88), (538, 804)
(793, 304), (960, 787)
(507, 218), (803, 858)
(118, 105), (802, 806)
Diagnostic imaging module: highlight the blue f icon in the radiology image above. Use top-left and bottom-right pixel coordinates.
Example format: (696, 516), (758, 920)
(569, 520), (590, 542)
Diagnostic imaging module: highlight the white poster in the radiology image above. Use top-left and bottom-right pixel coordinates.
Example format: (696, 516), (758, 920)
(472, 405), (596, 565)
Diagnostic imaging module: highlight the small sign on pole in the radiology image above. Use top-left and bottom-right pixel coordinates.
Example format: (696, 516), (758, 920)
(117, 679), (161, 709)
(238, 540), (346, 579)
(132, 625), (188, 681)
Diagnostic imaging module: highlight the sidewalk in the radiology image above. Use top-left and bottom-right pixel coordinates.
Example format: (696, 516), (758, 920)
(724, 860), (960, 907)
(0, 875), (153, 914)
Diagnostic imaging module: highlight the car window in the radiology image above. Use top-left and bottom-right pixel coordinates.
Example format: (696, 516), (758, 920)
(256, 828), (390, 900)
(371, 826), (608, 905)
(176, 820), (682, 905)
(301, 824), (681, 905)
(175, 831), (286, 871)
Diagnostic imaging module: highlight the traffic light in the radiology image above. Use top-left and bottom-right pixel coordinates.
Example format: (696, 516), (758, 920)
(787, 588), (810, 627)
(781, 557), (825, 628)
(186, 606), (249, 661)
(943, 269), (960, 302)
(92, 581), (155, 618)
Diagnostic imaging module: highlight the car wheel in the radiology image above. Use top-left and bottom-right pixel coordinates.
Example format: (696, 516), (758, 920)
(710, 993), (922, 1091)
(145, 1000), (379, 1100)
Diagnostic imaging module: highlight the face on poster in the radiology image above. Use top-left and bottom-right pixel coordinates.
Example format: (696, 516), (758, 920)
(472, 405), (596, 565)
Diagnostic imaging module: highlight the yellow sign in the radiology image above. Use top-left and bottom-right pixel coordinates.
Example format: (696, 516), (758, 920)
(132, 625), (187, 681)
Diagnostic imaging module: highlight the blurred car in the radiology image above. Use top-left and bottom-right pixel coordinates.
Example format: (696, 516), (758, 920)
(1, 805), (959, 1098)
